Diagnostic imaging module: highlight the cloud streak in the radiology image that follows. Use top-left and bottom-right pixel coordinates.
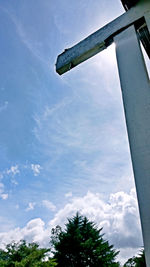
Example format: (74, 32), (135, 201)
(42, 200), (56, 211)
(0, 6), (49, 67)
(25, 202), (36, 212)
(33, 86), (134, 194)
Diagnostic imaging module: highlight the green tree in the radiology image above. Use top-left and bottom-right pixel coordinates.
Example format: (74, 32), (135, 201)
(0, 240), (57, 267)
(51, 212), (120, 267)
(124, 257), (137, 267)
(124, 250), (146, 267)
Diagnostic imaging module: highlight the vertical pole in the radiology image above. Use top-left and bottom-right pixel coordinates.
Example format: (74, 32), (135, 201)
(114, 25), (150, 267)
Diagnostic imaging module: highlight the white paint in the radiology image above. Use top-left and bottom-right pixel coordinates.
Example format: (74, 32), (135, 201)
(114, 25), (150, 267)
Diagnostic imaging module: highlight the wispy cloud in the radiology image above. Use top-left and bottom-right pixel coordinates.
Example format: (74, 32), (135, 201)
(6, 165), (19, 176)
(5, 165), (20, 185)
(25, 202), (36, 212)
(33, 44), (124, 160)
(65, 192), (73, 198)
(42, 200), (56, 211)
(31, 164), (42, 177)
(0, 101), (8, 113)
(0, 6), (49, 67)
(0, 183), (8, 200)
(34, 95), (123, 153)
(1, 194), (8, 200)
(33, 88), (133, 193)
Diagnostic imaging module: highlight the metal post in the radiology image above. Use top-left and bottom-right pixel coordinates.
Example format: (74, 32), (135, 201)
(114, 25), (150, 267)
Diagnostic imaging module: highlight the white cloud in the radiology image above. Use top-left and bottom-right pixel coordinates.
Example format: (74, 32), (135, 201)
(25, 202), (36, 212)
(0, 190), (142, 264)
(1, 194), (8, 200)
(49, 189), (142, 264)
(31, 164), (42, 176)
(0, 183), (8, 200)
(22, 218), (49, 245)
(6, 165), (19, 176)
(42, 200), (56, 211)
(65, 191), (73, 198)
(0, 218), (49, 249)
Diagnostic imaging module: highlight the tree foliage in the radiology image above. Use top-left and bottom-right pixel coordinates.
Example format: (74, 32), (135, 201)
(51, 212), (120, 267)
(124, 250), (146, 267)
(0, 240), (57, 267)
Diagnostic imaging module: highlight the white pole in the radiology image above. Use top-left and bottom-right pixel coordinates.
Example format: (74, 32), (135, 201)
(114, 25), (150, 267)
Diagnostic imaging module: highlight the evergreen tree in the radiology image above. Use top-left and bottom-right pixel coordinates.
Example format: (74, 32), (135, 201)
(51, 212), (120, 267)
(124, 250), (146, 267)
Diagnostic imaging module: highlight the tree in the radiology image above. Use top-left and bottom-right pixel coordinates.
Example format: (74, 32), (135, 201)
(51, 213), (120, 267)
(124, 257), (137, 267)
(124, 250), (146, 267)
(0, 240), (57, 267)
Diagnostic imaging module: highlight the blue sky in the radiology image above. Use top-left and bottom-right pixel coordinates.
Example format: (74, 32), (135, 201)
(0, 0), (149, 264)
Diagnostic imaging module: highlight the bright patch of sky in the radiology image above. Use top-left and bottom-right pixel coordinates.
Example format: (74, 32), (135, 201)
(0, 0), (148, 264)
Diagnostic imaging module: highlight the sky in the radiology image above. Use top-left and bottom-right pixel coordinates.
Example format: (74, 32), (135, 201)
(0, 0), (149, 264)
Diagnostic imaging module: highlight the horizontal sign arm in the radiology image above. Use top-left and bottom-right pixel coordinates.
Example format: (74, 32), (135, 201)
(56, 0), (150, 75)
